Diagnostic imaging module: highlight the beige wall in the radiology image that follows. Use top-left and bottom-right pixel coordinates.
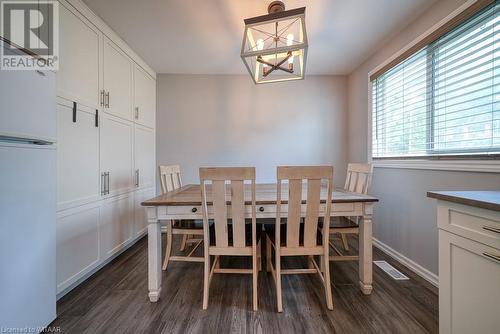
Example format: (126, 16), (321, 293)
(347, 0), (500, 278)
(157, 74), (348, 185)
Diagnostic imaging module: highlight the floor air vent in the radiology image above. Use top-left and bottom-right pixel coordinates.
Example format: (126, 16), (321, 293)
(373, 261), (409, 280)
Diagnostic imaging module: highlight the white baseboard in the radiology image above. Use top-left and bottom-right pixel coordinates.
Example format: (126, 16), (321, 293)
(372, 237), (438, 287)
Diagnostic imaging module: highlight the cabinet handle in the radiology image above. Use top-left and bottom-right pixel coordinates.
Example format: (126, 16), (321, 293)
(483, 252), (500, 262)
(72, 101), (77, 123)
(105, 172), (110, 195)
(135, 107), (139, 120)
(101, 172), (106, 195)
(100, 90), (105, 106)
(135, 169), (140, 187)
(95, 110), (99, 127)
(191, 207), (197, 213)
(483, 226), (500, 234)
(259, 206), (265, 212)
(105, 91), (110, 108)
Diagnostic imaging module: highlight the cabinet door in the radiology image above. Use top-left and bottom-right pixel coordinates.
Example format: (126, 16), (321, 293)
(57, 100), (99, 209)
(134, 125), (155, 189)
(133, 65), (156, 128)
(100, 114), (133, 195)
(103, 38), (133, 121)
(58, 2), (101, 108)
(56, 203), (100, 293)
(101, 193), (133, 257)
(439, 230), (500, 334)
(134, 187), (155, 237)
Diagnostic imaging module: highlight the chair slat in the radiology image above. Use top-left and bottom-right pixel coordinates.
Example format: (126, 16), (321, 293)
(286, 179), (302, 248)
(231, 180), (246, 248)
(303, 179), (321, 247)
(159, 165), (182, 194)
(344, 163), (373, 195)
(212, 180), (228, 248)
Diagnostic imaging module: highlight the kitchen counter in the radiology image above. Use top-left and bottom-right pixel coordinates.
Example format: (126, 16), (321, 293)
(427, 191), (500, 212)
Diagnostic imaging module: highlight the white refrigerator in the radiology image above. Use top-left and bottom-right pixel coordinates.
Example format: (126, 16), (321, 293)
(0, 41), (57, 330)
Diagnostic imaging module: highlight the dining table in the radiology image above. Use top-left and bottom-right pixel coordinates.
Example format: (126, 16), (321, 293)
(141, 183), (379, 302)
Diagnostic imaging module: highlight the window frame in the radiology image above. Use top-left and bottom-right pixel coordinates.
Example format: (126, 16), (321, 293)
(367, 0), (500, 172)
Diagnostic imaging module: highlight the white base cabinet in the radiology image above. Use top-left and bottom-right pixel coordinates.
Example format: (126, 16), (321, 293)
(55, 0), (156, 297)
(101, 193), (134, 257)
(56, 203), (101, 293)
(435, 200), (500, 334)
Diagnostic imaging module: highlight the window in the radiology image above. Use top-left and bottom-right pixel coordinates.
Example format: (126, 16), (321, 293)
(372, 2), (500, 159)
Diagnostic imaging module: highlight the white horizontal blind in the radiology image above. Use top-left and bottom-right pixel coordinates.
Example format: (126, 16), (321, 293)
(372, 2), (500, 158)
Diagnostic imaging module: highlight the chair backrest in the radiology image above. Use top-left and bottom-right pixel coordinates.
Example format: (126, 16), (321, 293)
(276, 166), (334, 248)
(344, 163), (372, 194)
(159, 165), (182, 194)
(199, 167), (256, 249)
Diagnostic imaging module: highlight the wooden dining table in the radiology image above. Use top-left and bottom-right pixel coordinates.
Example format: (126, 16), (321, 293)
(141, 183), (379, 302)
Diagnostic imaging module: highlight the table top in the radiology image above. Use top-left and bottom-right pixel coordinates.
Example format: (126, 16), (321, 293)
(427, 190), (500, 212)
(142, 183), (379, 206)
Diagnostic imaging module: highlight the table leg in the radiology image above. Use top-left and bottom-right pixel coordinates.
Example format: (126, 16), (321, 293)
(147, 207), (162, 302)
(359, 204), (373, 295)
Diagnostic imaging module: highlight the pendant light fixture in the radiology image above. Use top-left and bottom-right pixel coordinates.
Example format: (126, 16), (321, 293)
(240, 1), (308, 84)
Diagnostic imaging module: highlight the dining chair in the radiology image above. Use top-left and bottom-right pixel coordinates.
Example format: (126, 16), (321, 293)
(329, 163), (372, 259)
(159, 165), (204, 270)
(199, 167), (261, 311)
(265, 166), (334, 312)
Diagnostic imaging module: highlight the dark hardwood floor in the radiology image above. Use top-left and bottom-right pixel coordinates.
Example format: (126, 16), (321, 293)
(51, 234), (438, 334)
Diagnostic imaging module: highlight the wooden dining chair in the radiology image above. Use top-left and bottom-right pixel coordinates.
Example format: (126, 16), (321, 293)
(159, 165), (204, 270)
(199, 167), (261, 311)
(329, 163), (372, 259)
(265, 166), (334, 312)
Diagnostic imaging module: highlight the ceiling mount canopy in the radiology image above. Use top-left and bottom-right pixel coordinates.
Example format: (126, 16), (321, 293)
(240, 2), (308, 84)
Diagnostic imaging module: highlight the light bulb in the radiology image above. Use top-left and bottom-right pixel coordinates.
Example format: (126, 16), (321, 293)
(286, 34), (294, 46)
(256, 38), (264, 50)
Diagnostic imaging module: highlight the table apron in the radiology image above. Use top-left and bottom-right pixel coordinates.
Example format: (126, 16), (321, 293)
(151, 202), (367, 220)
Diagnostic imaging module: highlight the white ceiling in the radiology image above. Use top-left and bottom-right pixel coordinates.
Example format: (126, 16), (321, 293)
(82, 0), (437, 75)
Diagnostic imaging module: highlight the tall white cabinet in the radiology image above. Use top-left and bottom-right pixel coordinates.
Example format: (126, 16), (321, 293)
(56, 0), (156, 297)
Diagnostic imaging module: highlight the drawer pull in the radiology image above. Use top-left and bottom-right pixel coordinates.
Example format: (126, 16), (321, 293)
(483, 226), (500, 234)
(259, 206), (265, 212)
(191, 207), (197, 213)
(483, 252), (500, 262)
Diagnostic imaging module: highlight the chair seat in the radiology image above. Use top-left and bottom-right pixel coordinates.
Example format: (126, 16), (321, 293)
(264, 222), (323, 246)
(209, 220), (261, 247)
(172, 219), (204, 230)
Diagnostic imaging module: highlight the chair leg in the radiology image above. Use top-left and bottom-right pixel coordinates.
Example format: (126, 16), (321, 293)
(162, 220), (173, 271)
(179, 234), (188, 251)
(308, 255), (314, 269)
(252, 247), (258, 311)
(266, 235), (272, 272)
(340, 233), (350, 251)
(323, 252), (334, 310)
(276, 250), (283, 313)
(257, 240), (262, 271)
(202, 254), (210, 310)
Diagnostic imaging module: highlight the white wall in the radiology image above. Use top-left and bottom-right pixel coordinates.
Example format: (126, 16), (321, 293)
(157, 74), (348, 185)
(347, 0), (500, 277)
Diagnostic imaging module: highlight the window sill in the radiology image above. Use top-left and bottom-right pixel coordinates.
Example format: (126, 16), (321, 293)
(372, 159), (500, 173)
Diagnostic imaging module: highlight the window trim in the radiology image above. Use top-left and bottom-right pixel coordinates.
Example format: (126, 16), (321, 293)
(367, 0), (500, 173)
